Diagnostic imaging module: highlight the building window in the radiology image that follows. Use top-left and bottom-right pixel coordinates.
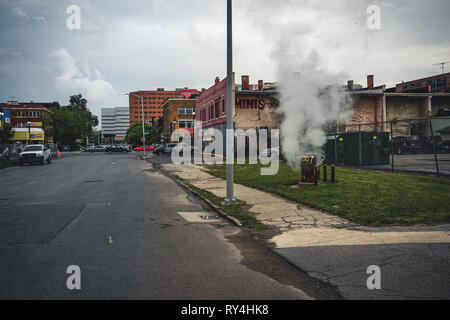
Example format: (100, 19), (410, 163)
(178, 107), (195, 115)
(179, 120), (194, 128)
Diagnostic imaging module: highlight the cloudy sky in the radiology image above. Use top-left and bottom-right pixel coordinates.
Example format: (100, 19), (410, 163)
(0, 0), (449, 119)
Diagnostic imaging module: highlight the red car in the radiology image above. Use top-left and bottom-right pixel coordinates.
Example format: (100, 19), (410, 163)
(133, 146), (154, 152)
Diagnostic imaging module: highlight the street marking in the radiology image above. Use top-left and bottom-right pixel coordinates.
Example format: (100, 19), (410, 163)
(177, 212), (222, 223)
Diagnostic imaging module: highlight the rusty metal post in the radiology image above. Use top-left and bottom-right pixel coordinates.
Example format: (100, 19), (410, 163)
(331, 165), (335, 184)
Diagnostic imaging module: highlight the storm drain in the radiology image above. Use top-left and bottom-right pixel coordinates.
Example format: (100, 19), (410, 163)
(177, 212), (222, 223)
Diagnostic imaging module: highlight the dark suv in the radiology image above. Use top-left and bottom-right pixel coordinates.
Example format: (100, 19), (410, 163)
(392, 136), (446, 154)
(392, 136), (427, 155)
(105, 145), (129, 154)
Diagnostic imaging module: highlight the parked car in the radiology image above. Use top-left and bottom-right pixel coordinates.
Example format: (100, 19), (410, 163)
(438, 140), (450, 153)
(392, 136), (428, 155)
(153, 145), (165, 155)
(105, 145), (129, 154)
(19, 144), (51, 166)
(59, 145), (71, 152)
(86, 145), (106, 153)
(133, 145), (153, 152)
(163, 143), (177, 154)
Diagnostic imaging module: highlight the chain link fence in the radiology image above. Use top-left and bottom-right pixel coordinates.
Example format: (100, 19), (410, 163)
(324, 116), (450, 177)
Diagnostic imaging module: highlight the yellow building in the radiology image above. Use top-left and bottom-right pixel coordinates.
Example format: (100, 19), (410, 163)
(162, 99), (196, 142)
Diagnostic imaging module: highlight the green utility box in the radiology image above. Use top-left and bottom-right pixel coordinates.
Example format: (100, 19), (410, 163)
(325, 132), (390, 166)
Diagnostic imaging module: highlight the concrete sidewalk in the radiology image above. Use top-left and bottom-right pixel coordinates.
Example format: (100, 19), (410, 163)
(162, 163), (450, 300)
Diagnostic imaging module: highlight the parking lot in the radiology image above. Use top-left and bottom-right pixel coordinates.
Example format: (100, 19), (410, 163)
(364, 153), (450, 176)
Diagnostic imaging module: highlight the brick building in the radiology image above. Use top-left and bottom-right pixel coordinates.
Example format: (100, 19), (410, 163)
(128, 88), (199, 127)
(162, 99), (196, 142)
(395, 73), (450, 93)
(344, 74), (450, 136)
(196, 75), (279, 152)
(0, 100), (60, 144)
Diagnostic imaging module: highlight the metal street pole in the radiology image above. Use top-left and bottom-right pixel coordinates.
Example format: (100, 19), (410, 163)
(225, 0), (235, 204)
(27, 121), (31, 144)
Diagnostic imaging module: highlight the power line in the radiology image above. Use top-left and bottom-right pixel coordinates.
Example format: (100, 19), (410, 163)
(433, 61), (450, 74)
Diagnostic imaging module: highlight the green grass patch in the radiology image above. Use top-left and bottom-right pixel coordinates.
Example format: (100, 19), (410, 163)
(182, 180), (266, 230)
(205, 162), (450, 227)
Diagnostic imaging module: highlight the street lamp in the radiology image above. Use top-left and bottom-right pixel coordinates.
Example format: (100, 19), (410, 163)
(27, 121), (31, 144)
(126, 93), (146, 157)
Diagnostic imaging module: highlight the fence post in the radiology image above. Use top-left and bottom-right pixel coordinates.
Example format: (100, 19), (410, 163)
(323, 164), (328, 182)
(429, 117), (440, 177)
(331, 165), (335, 184)
(390, 121), (394, 173)
(334, 134), (338, 165)
(358, 124), (362, 167)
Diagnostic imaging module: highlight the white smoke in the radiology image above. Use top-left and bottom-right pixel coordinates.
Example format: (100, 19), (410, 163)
(243, 1), (355, 166)
(274, 45), (353, 165)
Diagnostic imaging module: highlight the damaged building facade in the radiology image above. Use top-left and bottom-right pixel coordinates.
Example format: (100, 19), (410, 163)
(195, 75), (279, 154)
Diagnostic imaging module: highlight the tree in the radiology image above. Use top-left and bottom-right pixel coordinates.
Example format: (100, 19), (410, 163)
(0, 123), (13, 143)
(41, 94), (98, 148)
(126, 123), (159, 146)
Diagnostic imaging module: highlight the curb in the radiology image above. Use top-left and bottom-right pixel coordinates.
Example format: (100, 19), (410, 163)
(175, 178), (243, 228)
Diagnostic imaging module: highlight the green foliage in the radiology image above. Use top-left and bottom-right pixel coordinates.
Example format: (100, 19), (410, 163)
(126, 122), (159, 146)
(0, 123), (14, 142)
(41, 94), (98, 147)
(206, 162), (450, 226)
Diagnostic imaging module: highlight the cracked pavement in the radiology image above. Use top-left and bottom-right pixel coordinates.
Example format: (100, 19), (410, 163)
(162, 162), (450, 299)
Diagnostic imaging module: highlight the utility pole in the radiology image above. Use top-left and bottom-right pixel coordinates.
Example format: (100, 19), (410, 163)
(225, 0), (235, 205)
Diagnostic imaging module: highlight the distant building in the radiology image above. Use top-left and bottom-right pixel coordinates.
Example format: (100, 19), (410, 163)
(162, 99), (196, 143)
(101, 107), (130, 141)
(395, 73), (450, 93)
(128, 88), (199, 127)
(344, 74), (450, 137)
(0, 100), (60, 144)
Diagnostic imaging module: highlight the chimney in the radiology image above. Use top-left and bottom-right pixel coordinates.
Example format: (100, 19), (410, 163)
(367, 75), (374, 89)
(258, 80), (263, 91)
(242, 75), (249, 91)
(347, 80), (354, 91)
(215, 77), (220, 84)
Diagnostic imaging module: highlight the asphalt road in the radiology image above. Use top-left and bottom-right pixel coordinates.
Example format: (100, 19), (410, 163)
(0, 152), (317, 300)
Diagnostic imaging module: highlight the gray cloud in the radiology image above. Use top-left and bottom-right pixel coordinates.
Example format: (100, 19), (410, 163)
(0, 0), (448, 118)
